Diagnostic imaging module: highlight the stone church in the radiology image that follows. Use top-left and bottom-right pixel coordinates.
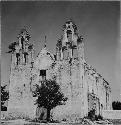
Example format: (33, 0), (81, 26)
(7, 20), (112, 121)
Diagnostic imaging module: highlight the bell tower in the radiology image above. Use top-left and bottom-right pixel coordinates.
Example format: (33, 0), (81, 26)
(17, 28), (31, 65)
(62, 20), (76, 60)
(11, 28), (34, 67)
(56, 20), (85, 61)
(7, 28), (36, 119)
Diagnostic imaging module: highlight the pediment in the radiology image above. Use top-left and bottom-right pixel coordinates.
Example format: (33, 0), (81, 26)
(34, 48), (55, 70)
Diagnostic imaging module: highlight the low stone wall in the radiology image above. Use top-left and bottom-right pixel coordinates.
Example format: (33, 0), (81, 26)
(102, 110), (121, 119)
(4, 107), (36, 120)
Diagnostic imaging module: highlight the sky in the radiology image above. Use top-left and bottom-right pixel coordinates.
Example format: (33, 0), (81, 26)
(1, 1), (120, 101)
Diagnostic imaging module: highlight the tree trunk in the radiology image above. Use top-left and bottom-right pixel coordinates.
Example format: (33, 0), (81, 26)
(47, 108), (51, 122)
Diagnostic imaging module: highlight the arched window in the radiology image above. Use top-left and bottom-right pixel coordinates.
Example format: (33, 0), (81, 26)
(63, 49), (68, 60)
(73, 48), (78, 59)
(24, 52), (28, 64)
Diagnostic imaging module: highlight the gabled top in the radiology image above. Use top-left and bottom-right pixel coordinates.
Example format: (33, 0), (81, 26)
(34, 47), (55, 70)
(61, 20), (79, 47)
(17, 28), (31, 41)
(63, 20), (77, 33)
(37, 47), (54, 60)
(14, 28), (31, 53)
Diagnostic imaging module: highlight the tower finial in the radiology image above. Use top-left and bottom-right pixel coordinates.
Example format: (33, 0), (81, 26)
(44, 35), (47, 48)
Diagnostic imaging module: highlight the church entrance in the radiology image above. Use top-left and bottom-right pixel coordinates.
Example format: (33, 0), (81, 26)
(36, 106), (47, 121)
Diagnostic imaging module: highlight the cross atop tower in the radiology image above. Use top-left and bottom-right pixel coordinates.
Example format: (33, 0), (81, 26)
(44, 36), (47, 48)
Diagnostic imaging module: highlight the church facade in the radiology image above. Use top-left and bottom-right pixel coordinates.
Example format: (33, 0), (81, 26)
(7, 20), (112, 121)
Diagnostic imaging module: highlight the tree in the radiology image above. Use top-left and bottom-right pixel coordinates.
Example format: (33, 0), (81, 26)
(112, 101), (121, 110)
(33, 80), (67, 121)
(1, 85), (9, 111)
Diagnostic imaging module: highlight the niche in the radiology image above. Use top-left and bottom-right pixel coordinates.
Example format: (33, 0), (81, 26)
(40, 70), (46, 81)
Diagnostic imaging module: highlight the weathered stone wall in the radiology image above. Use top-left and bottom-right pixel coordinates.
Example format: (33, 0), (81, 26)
(7, 65), (36, 119)
(84, 62), (112, 116)
(52, 58), (85, 121)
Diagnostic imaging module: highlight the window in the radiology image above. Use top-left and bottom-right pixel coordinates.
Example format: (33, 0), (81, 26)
(21, 37), (24, 49)
(40, 70), (46, 76)
(67, 30), (72, 42)
(16, 53), (20, 65)
(40, 70), (46, 81)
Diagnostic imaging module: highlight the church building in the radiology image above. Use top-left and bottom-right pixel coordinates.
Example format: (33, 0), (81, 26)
(7, 20), (112, 121)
